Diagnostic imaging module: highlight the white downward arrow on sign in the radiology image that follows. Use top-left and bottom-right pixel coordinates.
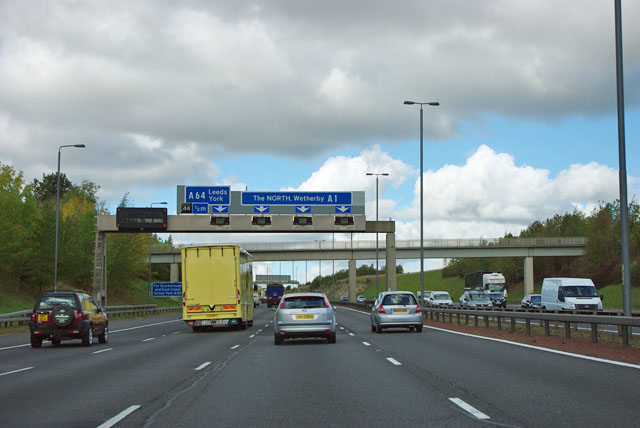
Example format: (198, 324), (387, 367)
(336, 206), (349, 213)
(213, 206), (227, 212)
(255, 206), (268, 212)
(298, 206), (310, 213)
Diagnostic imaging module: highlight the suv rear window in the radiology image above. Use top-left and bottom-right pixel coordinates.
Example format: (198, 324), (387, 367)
(382, 294), (416, 306)
(37, 295), (77, 309)
(283, 296), (325, 309)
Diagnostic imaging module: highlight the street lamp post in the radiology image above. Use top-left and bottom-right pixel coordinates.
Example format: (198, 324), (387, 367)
(54, 144), (86, 290)
(404, 100), (439, 305)
(148, 201), (168, 304)
(366, 172), (389, 297)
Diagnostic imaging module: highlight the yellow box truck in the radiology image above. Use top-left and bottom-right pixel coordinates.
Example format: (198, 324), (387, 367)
(181, 245), (254, 331)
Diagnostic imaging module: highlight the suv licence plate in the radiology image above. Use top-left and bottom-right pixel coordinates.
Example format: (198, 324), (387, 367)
(38, 313), (48, 322)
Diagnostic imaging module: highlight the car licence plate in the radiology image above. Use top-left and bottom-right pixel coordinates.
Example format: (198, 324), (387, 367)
(295, 314), (315, 320)
(394, 308), (408, 313)
(38, 313), (48, 322)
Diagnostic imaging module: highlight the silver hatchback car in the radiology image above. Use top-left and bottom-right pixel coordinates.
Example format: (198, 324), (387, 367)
(273, 292), (336, 345)
(370, 291), (423, 333)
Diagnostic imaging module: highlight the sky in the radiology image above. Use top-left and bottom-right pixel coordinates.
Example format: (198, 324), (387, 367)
(1, 1), (639, 283)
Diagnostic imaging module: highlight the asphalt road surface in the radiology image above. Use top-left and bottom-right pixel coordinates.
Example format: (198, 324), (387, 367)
(0, 306), (638, 427)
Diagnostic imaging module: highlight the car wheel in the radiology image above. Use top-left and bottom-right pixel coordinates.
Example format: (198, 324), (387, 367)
(416, 324), (423, 333)
(51, 337), (62, 346)
(274, 334), (283, 345)
(240, 321), (247, 330)
(51, 305), (74, 327)
(98, 324), (108, 343)
(30, 334), (42, 348)
(327, 332), (336, 344)
(82, 325), (93, 347)
(376, 322), (382, 334)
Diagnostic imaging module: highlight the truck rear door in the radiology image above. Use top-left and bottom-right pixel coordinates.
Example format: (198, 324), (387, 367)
(185, 246), (237, 308)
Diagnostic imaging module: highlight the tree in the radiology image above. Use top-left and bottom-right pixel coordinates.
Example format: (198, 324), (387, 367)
(32, 173), (73, 202)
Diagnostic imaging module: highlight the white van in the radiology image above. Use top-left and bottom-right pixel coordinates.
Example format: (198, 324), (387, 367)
(540, 278), (603, 311)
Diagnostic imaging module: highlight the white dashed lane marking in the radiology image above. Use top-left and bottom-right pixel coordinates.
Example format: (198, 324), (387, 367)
(195, 362), (211, 371)
(386, 357), (402, 366)
(230, 345), (240, 350)
(449, 398), (490, 420)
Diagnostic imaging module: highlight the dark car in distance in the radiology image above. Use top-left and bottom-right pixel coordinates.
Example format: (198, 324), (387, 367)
(29, 289), (108, 348)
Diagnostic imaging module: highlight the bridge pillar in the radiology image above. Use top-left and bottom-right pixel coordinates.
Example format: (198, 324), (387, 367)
(524, 256), (534, 295)
(385, 232), (397, 291)
(170, 263), (180, 283)
(349, 259), (356, 301)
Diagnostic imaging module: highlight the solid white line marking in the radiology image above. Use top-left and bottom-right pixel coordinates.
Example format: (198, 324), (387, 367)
(111, 319), (181, 333)
(93, 348), (113, 354)
(97, 405), (141, 428)
(230, 344), (240, 349)
(386, 357), (402, 366)
(362, 342), (371, 346)
(449, 398), (490, 420)
(0, 343), (30, 351)
(348, 333), (355, 336)
(337, 305), (640, 370)
(0, 367), (34, 377)
(195, 362), (211, 371)
(426, 325), (640, 370)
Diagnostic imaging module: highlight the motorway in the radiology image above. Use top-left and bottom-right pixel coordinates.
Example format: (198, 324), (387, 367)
(0, 307), (638, 427)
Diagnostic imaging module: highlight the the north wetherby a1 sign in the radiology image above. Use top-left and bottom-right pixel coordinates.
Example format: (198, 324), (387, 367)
(241, 191), (352, 205)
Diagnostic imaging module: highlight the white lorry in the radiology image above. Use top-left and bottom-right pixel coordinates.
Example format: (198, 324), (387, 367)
(464, 271), (508, 297)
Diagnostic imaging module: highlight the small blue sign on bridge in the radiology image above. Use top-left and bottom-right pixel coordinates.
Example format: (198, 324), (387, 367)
(192, 203), (209, 214)
(152, 282), (183, 297)
(242, 191), (352, 206)
(185, 186), (231, 204)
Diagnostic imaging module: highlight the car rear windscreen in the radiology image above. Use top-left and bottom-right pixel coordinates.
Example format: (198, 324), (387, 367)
(283, 296), (325, 309)
(37, 296), (77, 309)
(382, 294), (417, 306)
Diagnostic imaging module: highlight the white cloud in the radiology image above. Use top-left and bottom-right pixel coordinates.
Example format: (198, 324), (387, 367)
(396, 145), (621, 240)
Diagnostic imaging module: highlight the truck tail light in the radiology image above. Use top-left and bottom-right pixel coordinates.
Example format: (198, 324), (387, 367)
(237, 290), (241, 304)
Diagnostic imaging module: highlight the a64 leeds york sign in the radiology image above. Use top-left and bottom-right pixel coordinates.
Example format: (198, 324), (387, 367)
(177, 186), (364, 215)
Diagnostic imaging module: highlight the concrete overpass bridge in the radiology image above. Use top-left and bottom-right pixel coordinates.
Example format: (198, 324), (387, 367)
(151, 237), (587, 298)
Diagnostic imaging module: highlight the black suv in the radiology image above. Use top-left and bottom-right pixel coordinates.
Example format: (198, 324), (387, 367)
(29, 290), (108, 348)
(488, 292), (507, 308)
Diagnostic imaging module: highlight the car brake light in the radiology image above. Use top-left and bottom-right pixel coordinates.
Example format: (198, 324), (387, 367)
(279, 298), (285, 309)
(75, 310), (88, 321)
(30, 313), (36, 322)
(415, 304), (421, 314)
(378, 306), (385, 314)
(323, 297), (330, 308)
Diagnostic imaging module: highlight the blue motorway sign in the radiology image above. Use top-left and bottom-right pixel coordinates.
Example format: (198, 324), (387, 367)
(185, 186), (230, 204)
(242, 191), (352, 206)
(192, 203), (209, 214)
(152, 282), (183, 297)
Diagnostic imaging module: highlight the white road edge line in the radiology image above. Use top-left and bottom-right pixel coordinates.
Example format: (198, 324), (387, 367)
(386, 357), (402, 366)
(96, 405), (141, 428)
(362, 341), (371, 346)
(142, 338), (155, 342)
(0, 367), (34, 377)
(230, 344), (240, 350)
(337, 305), (640, 370)
(449, 398), (490, 420)
(93, 348), (113, 354)
(195, 362), (211, 371)
(0, 343), (30, 351)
